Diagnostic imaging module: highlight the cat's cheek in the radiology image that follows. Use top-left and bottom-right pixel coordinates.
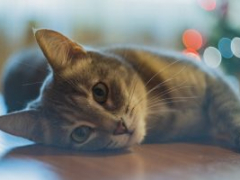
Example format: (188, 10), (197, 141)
(128, 121), (146, 146)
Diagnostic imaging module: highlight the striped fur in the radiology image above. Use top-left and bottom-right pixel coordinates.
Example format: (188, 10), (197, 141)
(1, 29), (240, 151)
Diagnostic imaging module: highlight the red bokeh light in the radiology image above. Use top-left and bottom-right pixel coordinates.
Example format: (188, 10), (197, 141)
(197, 0), (216, 11)
(183, 48), (201, 61)
(182, 29), (203, 51)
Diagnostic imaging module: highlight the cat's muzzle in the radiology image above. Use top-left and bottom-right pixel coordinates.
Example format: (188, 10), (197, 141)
(113, 119), (129, 135)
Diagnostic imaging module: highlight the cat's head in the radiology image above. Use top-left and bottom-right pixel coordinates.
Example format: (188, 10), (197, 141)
(0, 29), (148, 151)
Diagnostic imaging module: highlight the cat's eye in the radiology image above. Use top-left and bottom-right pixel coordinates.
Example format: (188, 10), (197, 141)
(71, 126), (93, 143)
(92, 82), (108, 104)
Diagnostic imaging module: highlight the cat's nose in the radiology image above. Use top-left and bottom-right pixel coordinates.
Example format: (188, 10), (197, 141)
(113, 119), (129, 135)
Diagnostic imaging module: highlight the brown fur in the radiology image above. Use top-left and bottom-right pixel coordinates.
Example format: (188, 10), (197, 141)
(1, 29), (240, 151)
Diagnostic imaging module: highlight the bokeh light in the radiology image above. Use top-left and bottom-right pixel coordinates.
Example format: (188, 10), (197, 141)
(183, 48), (201, 61)
(182, 29), (203, 50)
(231, 37), (240, 58)
(203, 47), (222, 68)
(218, 37), (233, 59)
(197, 0), (216, 11)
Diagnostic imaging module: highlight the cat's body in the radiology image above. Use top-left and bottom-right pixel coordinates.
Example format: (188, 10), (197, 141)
(1, 29), (240, 151)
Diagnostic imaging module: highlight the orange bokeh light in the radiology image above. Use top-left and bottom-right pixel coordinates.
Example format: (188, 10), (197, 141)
(197, 0), (216, 11)
(182, 29), (203, 51)
(183, 48), (201, 61)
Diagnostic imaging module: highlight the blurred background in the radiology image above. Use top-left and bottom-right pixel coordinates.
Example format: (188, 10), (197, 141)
(1, 1), (240, 178)
(0, 0), (240, 89)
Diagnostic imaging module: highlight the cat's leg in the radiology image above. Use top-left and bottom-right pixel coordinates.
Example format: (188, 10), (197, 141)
(207, 77), (240, 150)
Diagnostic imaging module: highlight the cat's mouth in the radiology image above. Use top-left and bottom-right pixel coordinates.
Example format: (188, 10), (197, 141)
(103, 120), (138, 149)
(106, 130), (135, 150)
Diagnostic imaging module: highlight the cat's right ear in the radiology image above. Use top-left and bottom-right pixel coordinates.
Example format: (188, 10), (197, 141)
(33, 29), (87, 72)
(0, 110), (45, 143)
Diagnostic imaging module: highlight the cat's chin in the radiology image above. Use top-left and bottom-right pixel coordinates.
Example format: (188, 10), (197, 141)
(127, 129), (145, 147)
(112, 131), (145, 150)
(103, 131), (141, 150)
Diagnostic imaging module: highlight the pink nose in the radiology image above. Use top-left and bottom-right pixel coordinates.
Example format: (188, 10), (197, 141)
(113, 119), (128, 135)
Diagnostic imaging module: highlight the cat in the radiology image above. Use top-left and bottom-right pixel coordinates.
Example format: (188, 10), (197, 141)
(0, 28), (240, 151)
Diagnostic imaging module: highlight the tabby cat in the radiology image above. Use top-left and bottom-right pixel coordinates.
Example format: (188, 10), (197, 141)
(0, 29), (240, 151)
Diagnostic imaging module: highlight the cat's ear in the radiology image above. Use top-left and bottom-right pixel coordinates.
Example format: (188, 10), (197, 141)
(0, 110), (44, 143)
(34, 28), (87, 72)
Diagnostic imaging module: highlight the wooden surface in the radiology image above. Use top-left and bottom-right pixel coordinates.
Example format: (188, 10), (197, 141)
(0, 130), (240, 180)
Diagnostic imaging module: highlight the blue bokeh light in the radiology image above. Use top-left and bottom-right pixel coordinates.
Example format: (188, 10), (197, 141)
(218, 38), (233, 59)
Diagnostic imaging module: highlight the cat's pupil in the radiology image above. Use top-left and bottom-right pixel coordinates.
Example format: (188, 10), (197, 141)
(94, 88), (105, 96)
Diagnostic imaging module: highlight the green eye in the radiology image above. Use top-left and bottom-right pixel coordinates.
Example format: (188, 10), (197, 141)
(71, 126), (93, 143)
(92, 82), (108, 104)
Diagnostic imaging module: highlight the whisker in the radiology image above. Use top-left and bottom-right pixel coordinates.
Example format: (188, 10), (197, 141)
(147, 109), (180, 115)
(159, 85), (194, 99)
(132, 66), (187, 110)
(147, 82), (191, 101)
(146, 98), (198, 111)
(18, 62), (48, 73)
(127, 75), (138, 112)
(156, 80), (187, 96)
(145, 66), (187, 97)
(147, 85), (195, 106)
(148, 96), (199, 106)
(126, 55), (146, 113)
(147, 101), (186, 110)
(145, 59), (180, 86)
(22, 81), (45, 86)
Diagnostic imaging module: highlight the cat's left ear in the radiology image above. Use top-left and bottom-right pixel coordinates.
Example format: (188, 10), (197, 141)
(34, 28), (87, 72)
(0, 110), (45, 143)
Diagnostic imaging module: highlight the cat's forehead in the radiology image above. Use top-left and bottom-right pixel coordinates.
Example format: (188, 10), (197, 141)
(61, 51), (130, 82)
(89, 51), (127, 71)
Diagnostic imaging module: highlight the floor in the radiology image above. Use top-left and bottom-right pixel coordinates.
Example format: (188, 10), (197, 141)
(1, 130), (240, 180)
